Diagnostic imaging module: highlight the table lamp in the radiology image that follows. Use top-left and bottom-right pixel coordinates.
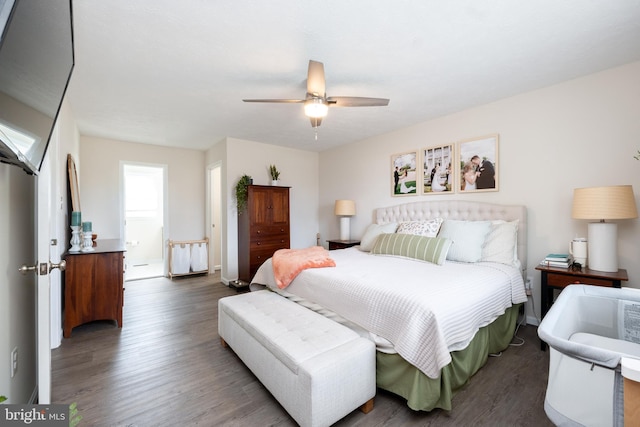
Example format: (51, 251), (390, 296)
(572, 185), (637, 272)
(334, 200), (356, 241)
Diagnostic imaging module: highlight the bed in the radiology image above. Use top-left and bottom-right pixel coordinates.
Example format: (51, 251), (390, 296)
(250, 200), (528, 411)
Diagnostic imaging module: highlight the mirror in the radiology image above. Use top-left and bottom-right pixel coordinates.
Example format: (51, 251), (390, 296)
(67, 154), (80, 213)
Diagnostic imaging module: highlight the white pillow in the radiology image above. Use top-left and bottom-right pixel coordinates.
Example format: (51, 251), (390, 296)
(396, 218), (444, 238)
(438, 219), (491, 262)
(359, 222), (398, 251)
(481, 220), (519, 266)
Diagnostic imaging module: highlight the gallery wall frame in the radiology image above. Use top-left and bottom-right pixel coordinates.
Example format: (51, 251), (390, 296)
(391, 151), (418, 196)
(421, 143), (454, 195)
(458, 134), (499, 193)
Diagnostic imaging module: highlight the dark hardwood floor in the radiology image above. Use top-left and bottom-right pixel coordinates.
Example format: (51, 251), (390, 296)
(52, 274), (553, 426)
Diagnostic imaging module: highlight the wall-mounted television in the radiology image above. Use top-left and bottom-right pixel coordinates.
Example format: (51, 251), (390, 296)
(0, 0), (74, 174)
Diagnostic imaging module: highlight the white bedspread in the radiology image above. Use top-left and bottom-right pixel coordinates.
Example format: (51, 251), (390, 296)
(251, 247), (527, 379)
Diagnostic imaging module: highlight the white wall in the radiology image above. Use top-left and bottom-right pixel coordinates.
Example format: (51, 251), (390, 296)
(58, 100), (81, 255)
(79, 136), (206, 244)
(206, 137), (319, 283)
(52, 99), (80, 348)
(319, 61), (640, 323)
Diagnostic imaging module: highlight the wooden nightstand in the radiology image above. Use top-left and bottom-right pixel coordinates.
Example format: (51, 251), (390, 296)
(326, 239), (360, 250)
(536, 265), (628, 318)
(536, 265), (628, 350)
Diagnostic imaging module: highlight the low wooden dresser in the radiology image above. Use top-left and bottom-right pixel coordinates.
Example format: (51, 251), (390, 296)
(63, 239), (126, 338)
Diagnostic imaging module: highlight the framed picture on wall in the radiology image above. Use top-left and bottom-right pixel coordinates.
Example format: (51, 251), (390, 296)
(421, 143), (454, 194)
(458, 134), (499, 193)
(391, 151), (418, 196)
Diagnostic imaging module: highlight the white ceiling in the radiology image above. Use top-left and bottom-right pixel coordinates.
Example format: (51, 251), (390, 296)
(67, 1), (640, 152)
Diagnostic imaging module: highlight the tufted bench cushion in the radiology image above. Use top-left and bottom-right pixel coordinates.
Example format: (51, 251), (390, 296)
(219, 290), (376, 427)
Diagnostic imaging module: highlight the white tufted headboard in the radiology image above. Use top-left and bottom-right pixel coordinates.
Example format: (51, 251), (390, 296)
(375, 200), (527, 271)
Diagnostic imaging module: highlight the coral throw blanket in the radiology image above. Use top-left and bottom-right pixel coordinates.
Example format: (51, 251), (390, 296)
(272, 246), (336, 289)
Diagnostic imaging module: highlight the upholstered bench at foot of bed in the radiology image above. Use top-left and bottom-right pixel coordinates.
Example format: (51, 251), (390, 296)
(218, 290), (376, 427)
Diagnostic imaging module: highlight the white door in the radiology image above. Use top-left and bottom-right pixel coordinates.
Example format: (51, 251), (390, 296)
(0, 163), (36, 403)
(2, 129), (61, 405)
(35, 138), (64, 404)
(35, 126), (65, 404)
(10, 142), (58, 404)
(207, 163), (221, 272)
(35, 150), (52, 403)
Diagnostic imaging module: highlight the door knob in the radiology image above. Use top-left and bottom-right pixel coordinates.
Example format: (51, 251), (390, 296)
(19, 260), (66, 275)
(18, 263), (38, 275)
(49, 260), (66, 273)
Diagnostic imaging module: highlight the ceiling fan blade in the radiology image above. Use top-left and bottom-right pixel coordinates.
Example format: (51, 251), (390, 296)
(243, 60), (390, 134)
(327, 96), (389, 107)
(307, 60), (326, 97)
(309, 117), (323, 128)
(243, 99), (305, 103)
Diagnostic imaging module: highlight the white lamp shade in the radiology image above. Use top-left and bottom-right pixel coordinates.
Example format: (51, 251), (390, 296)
(334, 200), (356, 216)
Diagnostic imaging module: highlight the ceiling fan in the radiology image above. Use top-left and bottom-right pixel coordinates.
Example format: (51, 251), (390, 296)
(243, 60), (389, 129)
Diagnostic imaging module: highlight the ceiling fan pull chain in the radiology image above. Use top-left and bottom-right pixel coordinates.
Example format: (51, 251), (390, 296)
(310, 116), (318, 140)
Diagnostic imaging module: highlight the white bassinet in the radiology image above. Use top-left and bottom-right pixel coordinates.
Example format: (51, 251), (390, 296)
(538, 284), (640, 427)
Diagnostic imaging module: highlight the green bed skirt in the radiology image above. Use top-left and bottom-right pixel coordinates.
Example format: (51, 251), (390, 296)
(376, 304), (521, 411)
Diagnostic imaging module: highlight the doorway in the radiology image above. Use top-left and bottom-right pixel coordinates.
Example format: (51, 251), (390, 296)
(207, 162), (222, 273)
(122, 163), (167, 281)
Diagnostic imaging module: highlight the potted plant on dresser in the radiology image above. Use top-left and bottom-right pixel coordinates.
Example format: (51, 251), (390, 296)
(269, 164), (280, 185)
(235, 174), (252, 213)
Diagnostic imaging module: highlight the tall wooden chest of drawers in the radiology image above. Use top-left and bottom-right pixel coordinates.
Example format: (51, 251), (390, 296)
(238, 185), (290, 283)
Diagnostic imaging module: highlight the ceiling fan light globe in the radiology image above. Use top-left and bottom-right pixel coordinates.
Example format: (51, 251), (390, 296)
(304, 99), (329, 118)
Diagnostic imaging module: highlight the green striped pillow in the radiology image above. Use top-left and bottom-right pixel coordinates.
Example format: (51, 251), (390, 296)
(370, 233), (452, 265)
